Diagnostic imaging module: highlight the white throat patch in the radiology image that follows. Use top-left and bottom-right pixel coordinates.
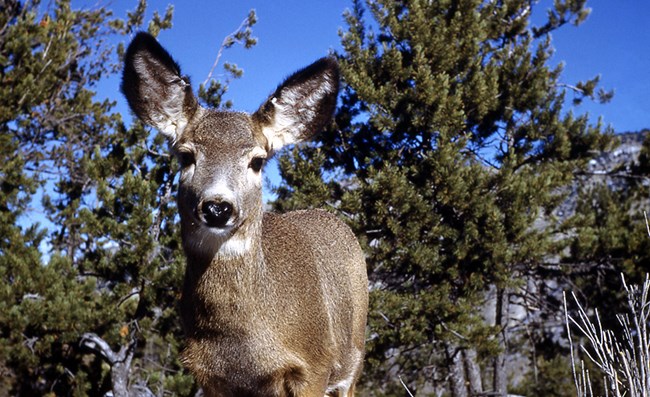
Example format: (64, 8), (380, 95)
(216, 234), (252, 258)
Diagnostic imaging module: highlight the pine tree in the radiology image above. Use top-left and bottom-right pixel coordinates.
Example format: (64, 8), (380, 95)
(273, 0), (612, 395)
(0, 1), (256, 395)
(568, 131), (650, 278)
(562, 130), (650, 336)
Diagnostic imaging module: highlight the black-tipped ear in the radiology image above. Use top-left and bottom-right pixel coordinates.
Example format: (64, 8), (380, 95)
(253, 56), (339, 153)
(121, 32), (199, 142)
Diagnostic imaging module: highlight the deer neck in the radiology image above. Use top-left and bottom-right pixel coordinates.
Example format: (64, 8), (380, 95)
(179, 206), (266, 332)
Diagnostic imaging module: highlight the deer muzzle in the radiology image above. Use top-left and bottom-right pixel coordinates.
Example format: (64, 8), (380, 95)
(199, 200), (234, 229)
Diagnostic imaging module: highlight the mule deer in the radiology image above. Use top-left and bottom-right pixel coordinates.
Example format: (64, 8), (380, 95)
(121, 32), (368, 396)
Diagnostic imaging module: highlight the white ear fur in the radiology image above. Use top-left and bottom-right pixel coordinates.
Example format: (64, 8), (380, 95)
(261, 97), (302, 151)
(136, 69), (193, 142)
(122, 33), (199, 143)
(255, 57), (339, 153)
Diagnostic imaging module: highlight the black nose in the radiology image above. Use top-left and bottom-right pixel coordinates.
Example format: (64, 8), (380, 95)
(201, 201), (233, 228)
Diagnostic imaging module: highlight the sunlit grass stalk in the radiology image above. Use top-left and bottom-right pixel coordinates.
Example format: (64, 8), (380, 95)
(565, 274), (650, 397)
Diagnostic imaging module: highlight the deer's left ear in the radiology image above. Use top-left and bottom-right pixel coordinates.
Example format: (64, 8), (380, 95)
(252, 57), (339, 153)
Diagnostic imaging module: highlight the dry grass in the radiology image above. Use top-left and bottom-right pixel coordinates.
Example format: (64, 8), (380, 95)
(564, 274), (650, 397)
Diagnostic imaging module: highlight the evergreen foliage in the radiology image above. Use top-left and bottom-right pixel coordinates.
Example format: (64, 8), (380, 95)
(0, 1), (256, 395)
(1, 0), (646, 396)
(273, 0), (614, 395)
(569, 131), (650, 281)
(563, 130), (650, 338)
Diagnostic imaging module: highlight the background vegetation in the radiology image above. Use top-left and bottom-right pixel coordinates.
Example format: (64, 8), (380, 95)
(1, 0), (648, 396)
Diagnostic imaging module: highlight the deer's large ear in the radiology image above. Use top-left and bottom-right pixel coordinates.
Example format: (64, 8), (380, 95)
(121, 32), (199, 143)
(253, 57), (339, 153)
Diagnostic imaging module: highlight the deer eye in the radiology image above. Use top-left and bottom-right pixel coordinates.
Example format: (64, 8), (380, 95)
(177, 151), (195, 168)
(249, 157), (265, 173)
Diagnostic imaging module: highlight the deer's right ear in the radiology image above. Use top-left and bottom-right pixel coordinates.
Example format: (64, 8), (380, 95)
(121, 32), (198, 143)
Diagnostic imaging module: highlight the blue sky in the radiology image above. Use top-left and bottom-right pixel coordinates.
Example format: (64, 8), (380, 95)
(537, 0), (650, 134)
(96, 0), (351, 116)
(93, 0), (650, 133)
(24, 0), (648, 250)
(85, 0), (649, 201)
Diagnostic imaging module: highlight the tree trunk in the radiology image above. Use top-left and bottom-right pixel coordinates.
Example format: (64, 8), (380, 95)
(492, 287), (509, 396)
(446, 344), (468, 397)
(111, 359), (131, 397)
(463, 348), (483, 396)
(80, 333), (153, 397)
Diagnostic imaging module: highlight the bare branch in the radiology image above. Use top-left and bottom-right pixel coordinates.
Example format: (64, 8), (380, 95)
(399, 375), (415, 397)
(80, 332), (118, 363)
(203, 13), (255, 86)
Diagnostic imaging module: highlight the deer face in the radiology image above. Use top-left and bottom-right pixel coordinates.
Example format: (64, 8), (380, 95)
(121, 33), (339, 257)
(174, 111), (267, 239)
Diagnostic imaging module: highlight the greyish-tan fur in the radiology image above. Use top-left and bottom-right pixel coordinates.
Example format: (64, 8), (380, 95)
(121, 32), (368, 397)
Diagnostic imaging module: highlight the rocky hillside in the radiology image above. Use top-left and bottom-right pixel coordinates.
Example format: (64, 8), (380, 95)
(554, 130), (649, 220)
